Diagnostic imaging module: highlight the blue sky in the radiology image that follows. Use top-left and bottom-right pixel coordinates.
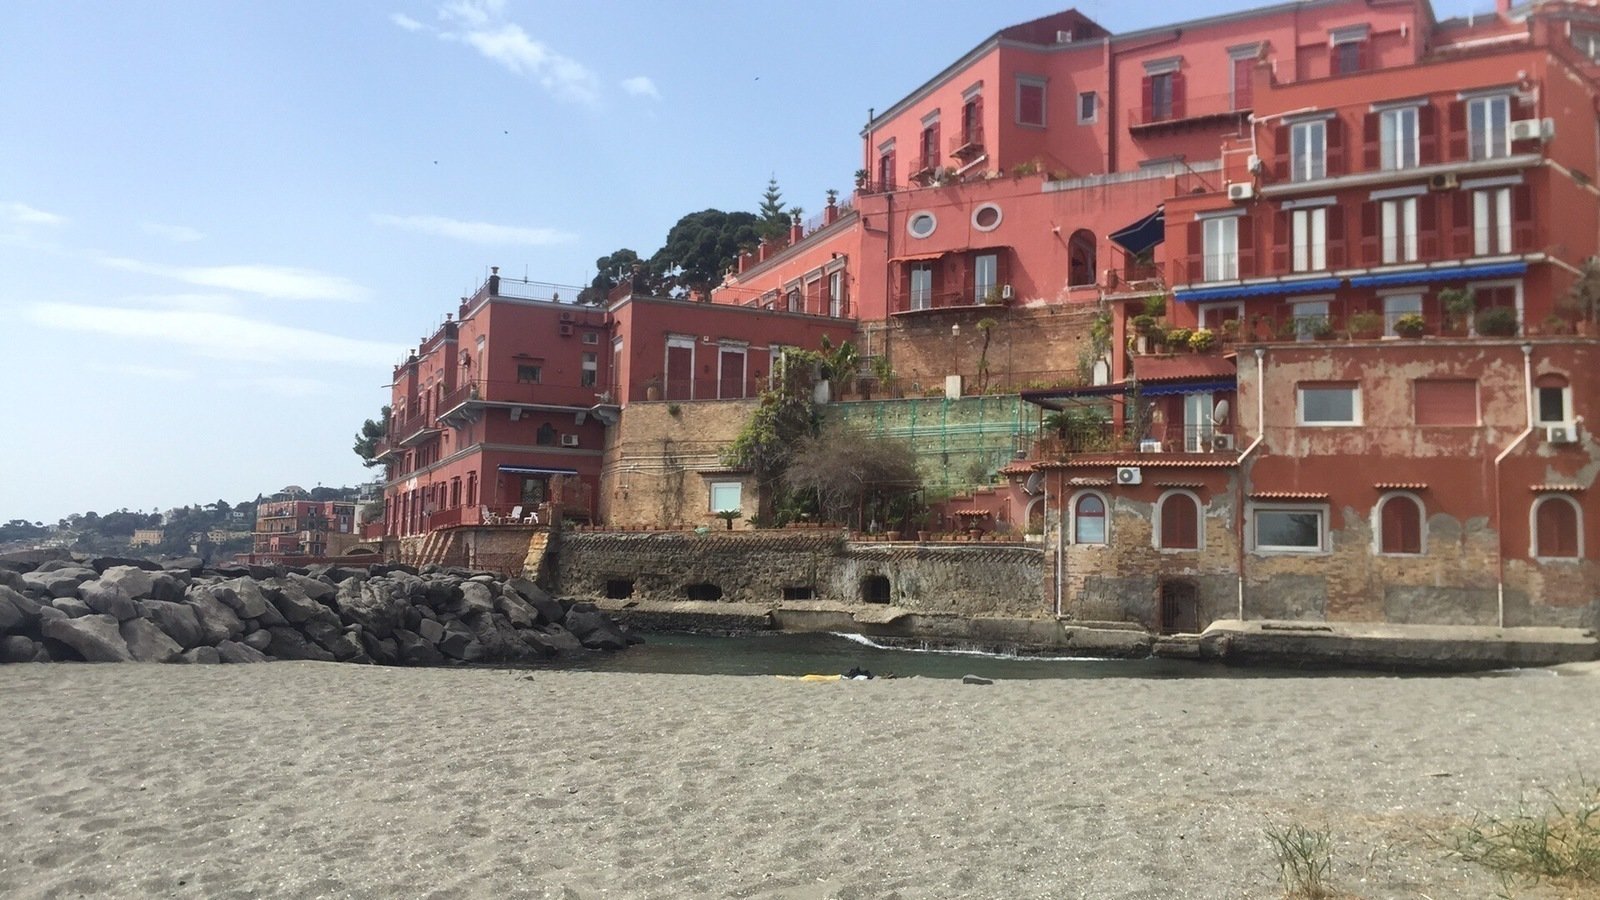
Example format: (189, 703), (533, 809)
(1, 0), (1488, 524)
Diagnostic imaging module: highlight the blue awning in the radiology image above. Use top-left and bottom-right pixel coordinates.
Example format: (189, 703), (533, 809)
(1108, 206), (1165, 256)
(1141, 378), (1237, 397)
(498, 465), (579, 476)
(1347, 261), (1527, 289)
(1174, 278), (1341, 303)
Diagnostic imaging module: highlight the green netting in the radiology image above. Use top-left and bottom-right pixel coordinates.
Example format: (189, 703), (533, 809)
(823, 395), (1039, 499)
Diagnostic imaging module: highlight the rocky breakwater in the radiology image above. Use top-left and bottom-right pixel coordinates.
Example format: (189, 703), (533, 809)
(0, 555), (637, 665)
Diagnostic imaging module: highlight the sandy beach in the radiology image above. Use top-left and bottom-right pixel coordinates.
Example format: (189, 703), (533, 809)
(1, 663), (1597, 899)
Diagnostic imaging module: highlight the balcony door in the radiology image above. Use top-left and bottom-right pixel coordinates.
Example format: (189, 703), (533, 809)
(665, 336), (695, 400)
(973, 253), (998, 304)
(1184, 392), (1215, 452)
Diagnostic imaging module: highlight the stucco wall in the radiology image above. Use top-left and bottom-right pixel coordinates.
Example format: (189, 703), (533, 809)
(599, 399), (761, 527)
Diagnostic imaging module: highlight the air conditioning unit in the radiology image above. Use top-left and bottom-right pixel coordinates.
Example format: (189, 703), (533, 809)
(561, 434), (581, 447)
(558, 323), (574, 336)
(1428, 172), (1459, 191)
(1115, 466), (1143, 485)
(1001, 283), (1014, 300)
(1246, 153), (1264, 174)
(559, 311), (574, 322)
(1546, 423), (1578, 445)
(1211, 433), (1237, 451)
(1227, 182), (1255, 202)
(1509, 118), (1554, 142)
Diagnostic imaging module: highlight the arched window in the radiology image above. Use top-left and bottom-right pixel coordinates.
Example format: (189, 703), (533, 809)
(1073, 493), (1107, 544)
(1377, 493), (1424, 555)
(1067, 229), (1097, 286)
(1157, 491), (1200, 550)
(1534, 495), (1582, 559)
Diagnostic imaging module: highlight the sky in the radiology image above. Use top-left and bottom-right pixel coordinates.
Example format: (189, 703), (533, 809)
(1, 0), (1493, 525)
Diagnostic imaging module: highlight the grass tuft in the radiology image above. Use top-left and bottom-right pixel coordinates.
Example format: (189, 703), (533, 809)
(1265, 822), (1336, 899)
(1438, 776), (1600, 893)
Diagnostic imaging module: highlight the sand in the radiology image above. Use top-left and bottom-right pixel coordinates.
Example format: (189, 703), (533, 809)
(1, 664), (1597, 899)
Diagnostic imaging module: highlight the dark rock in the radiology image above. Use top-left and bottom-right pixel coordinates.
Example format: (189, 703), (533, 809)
(459, 581), (496, 616)
(147, 573), (187, 603)
(51, 597), (93, 618)
(90, 556), (162, 574)
(334, 579), (408, 639)
(359, 631), (400, 666)
(266, 580), (331, 624)
(319, 566), (367, 584)
(961, 674), (994, 685)
(217, 640), (271, 663)
(401, 605), (423, 631)
(246, 564), (282, 581)
(417, 618), (446, 644)
(252, 599), (288, 628)
(143, 600), (205, 649)
(211, 579), (270, 619)
(210, 564), (250, 578)
(99, 566), (155, 601)
(536, 623), (585, 654)
(423, 579), (461, 611)
(177, 646), (221, 664)
(496, 589), (537, 628)
(78, 581), (142, 620)
(163, 557), (204, 574)
(516, 630), (562, 658)
(23, 568), (94, 598)
(315, 626), (363, 662)
(35, 559), (88, 573)
(188, 590), (245, 644)
(0, 586), (41, 620)
(509, 579), (564, 625)
(0, 590), (26, 632)
(286, 572), (335, 604)
(394, 628), (446, 665)
(437, 621), (482, 660)
(41, 614), (134, 662)
(371, 563), (419, 577)
(121, 617), (182, 662)
(242, 629), (273, 652)
(0, 569), (28, 593)
(0, 547), (73, 573)
(1, 635), (39, 663)
(265, 626), (335, 662)
(563, 604), (629, 651)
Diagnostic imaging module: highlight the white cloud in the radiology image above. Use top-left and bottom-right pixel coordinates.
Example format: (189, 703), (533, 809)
(140, 221), (204, 243)
(620, 76), (659, 99)
(25, 302), (406, 368)
(2, 201), (67, 227)
(437, 3), (601, 104)
(371, 213), (575, 246)
(97, 257), (369, 302)
(391, 12), (426, 31)
(84, 362), (194, 382)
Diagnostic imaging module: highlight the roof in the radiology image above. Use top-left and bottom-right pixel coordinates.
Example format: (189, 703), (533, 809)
(1374, 482), (1428, 491)
(1034, 456), (1238, 469)
(1251, 491), (1331, 500)
(1133, 354), (1237, 383)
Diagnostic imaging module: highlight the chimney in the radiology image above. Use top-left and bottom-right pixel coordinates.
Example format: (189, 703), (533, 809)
(790, 219), (804, 243)
(458, 300), (469, 319)
(1496, 0), (1512, 17)
(758, 238), (770, 263)
(737, 250), (751, 273)
(824, 193), (839, 225)
(488, 265), (501, 296)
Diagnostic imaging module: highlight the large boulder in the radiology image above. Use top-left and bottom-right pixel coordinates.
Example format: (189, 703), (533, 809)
(359, 631), (401, 666)
(264, 579), (330, 624)
(0, 569), (29, 593)
(0, 586), (41, 619)
(417, 618), (446, 644)
(178, 646), (221, 664)
(187, 588), (245, 645)
(458, 581), (496, 616)
(142, 600), (206, 650)
(120, 618), (182, 663)
(496, 589), (538, 629)
(0, 635), (40, 663)
(23, 567), (95, 598)
(332, 579), (407, 638)
(78, 580), (142, 621)
(90, 556), (162, 573)
(51, 597), (93, 618)
(146, 573), (187, 603)
(285, 572), (336, 604)
(211, 579), (270, 619)
(242, 629), (273, 652)
(393, 628), (446, 665)
(163, 557), (204, 575)
(217, 640), (271, 664)
(265, 626), (336, 662)
(422, 578), (462, 611)
(508, 578), (564, 625)
(0, 548), (73, 573)
(437, 621), (483, 661)
(99, 566), (155, 601)
(564, 603), (628, 651)
(0, 589), (27, 633)
(41, 614), (134, 662)
(535, 623), (585, 654)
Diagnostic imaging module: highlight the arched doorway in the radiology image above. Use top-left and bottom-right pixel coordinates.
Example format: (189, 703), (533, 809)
(1067, 230), (1097, 286)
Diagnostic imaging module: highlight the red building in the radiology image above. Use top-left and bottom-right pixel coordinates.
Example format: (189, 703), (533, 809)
(253, 499), (357, 563)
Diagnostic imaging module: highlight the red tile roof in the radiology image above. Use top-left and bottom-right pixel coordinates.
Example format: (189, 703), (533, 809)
(1131, 354), (1237, 383)
(1531, 484), (1585, 493)
(1374, 482), (1428, 490)
(1250, 491), (1330, 500)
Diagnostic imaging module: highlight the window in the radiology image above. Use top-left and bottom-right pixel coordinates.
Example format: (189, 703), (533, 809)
(709, 481), (742, 514)
(1067, 230), (1096, 286)
(1382, 293), (1423, 335)
(828, 271), (844, 317)
(1380, 196), (1418, 264)
(1016, 77), (1046, 127)
(1536, 375), (1571, 425)
(1575, 30), (1600, 62)
(909, 264), (934, 310)
(1533, 496), (1582, 559)
(1332, 39), (1364, 75)
(1073, 493), (1107, 544)
(1198, 302), (1243, 330)
(535, 422), (556, 446)
(1078, 91), (1097, 124)
(581, 331), (599, 345)
(1230, 52), (1255, 111)
(1298, 383), (1360, 424)
(1292, 207), (1326, 272)
(580, 352), (598, 388)
(876, 146), (895, 188)
(1377, 494), (1424, 555)
(1157, 492), (1201, 550)
(1468, 94), (1510, 161)
(1380, 106), (1418, 170)
(1473, 187), (1512, 256)
(960, 95), (983, 146)
(786, 289), (802, 313)
(517, 364), (542, 384)
(908, 211), (937, 238)
(1414, 379), (1477, 426)
(1290, 299), (1330, 342)
(1291, 120), (1326, 181)
(1254, 505), (1327, 552)
(973, 253), (998, 303)
(1148, 72), (1174, 122)
(972, 204), (1002, 231)
(918, 118), (940, 172)
(1202, 216), (1238, 281)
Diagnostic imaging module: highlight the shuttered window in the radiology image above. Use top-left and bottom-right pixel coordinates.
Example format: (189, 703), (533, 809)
(1159, 494), (1200, 550)
(1414, 379), (1477, 426)
(1379, 495), (1423, 554)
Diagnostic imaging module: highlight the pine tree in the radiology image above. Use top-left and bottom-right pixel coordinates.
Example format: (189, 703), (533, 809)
(757, 175), (790, 241)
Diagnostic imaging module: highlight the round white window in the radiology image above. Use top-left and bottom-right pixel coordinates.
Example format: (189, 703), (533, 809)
(907, 211), (937, 238)
(972, 204), (1003, 232)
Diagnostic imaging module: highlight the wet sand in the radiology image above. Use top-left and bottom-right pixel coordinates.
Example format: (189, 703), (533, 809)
(0, 663), (1596, 899)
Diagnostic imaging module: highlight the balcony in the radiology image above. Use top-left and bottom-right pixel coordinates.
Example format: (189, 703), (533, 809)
(891, 287), (1011, 315)
(1127, 92), (1250, 131)
(438, 378), (613, 424)
(948, 126), (985, 160)
(1034, 422), (1239, 458)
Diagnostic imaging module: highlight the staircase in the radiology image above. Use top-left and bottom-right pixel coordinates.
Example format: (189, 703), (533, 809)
(520, 530), (550, 578)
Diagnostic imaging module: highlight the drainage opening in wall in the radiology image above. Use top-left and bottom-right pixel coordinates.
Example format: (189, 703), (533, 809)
(1159, 579), (1200, 635)
(782, 586), (814, 602)
(860, 575), (891, 604)
(683, 582), (724, 601)
(605, 579), (634, 600)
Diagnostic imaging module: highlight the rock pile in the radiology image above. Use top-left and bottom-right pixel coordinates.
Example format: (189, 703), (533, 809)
(0, 554), (637, 665)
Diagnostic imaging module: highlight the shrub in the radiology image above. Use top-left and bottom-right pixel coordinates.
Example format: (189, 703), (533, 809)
(1347, 310), (1384, 338)
(1394, 313), (1427, 338)
(1189, 328), (1217, 352)
(1165, 326), (1193, 348)
(1476, 306), (1520, 336)
(1264, 823), (1335, 899)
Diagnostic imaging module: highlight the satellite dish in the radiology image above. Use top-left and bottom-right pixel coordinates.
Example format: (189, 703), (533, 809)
(1023, 471), (1045, 496)
(1212, 399), (1231, 426)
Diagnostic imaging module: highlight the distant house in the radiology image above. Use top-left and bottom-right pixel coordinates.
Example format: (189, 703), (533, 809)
(128, 528), (163, 548)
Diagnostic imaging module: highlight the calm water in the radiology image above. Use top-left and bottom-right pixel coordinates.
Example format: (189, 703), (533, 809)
(513, 631), (1454, 680)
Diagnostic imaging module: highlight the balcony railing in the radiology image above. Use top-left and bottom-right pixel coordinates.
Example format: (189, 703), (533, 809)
(891, 287), (1009, 314)
(948, 126), (985, 158)
(439, 378), (609, 414)
(1127, 91), (1250, 128)
(1034, 422), (1238, 458)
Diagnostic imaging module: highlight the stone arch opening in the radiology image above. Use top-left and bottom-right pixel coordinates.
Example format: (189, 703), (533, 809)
(860, 575), (891, 604)
(683, 582), (724, 601)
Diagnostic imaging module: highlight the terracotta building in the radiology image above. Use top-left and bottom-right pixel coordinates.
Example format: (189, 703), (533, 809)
(252, 499), (357, 563)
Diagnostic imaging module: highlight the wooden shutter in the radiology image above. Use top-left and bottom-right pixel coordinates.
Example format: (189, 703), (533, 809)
(1446, 100), (1467, 160)
(1237, 215), (1256, 278)
(1512, 183), (1534, 251)
(1186, 219), (1204, 282)
(1450, 191), (1473, 256)
(1419, 194), (1439, 260)
(1326, 205), (1347, 268)
(1170, 71), (1187, 120)
(1418, 103), (1437, 165)
(1359, 202), (1379, 265)
(1141, 75), (1154, 123)
(1161, 494), (1199, 549)
(1325, 115), (1345, 176)
(1233, 57), (1253, 111)
(1362, 111), (1380, 170)
(1414, 379), (1477, 426)
(1380, 497), (1421, 554)
(1271, 209), (1291, 272)
(1270, 124), (1289, 181)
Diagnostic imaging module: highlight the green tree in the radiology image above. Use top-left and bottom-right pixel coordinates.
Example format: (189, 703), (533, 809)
(650, 209), (761, 297)
(353, 405), (391, 468)
(577, 248), (652, 304)
(784, 423), (924, 530)
(757, 175), (790, 241)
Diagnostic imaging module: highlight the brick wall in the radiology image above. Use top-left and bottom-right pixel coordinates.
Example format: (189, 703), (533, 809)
(599, 399), (761, 527)
(864, 304), (1103, 392)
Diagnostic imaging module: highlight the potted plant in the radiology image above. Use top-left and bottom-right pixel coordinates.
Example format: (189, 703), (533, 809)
(1189, 328), (1217, 353)
(1310, 317), (1336, 341)
(1219, 319), (1241, 343)
(1132, 314), (1157, 334)
(1439, 287), (1475, 336)
(1475, 306), (1520, 337)
(643, 376), (663, 401)
(1347, 311), (1384, 340)
(1165, 326), (1193, 349)
(854, 168), (870, 189)
(714, 508), (743, 531)
(1393, 313), (1427, 339)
